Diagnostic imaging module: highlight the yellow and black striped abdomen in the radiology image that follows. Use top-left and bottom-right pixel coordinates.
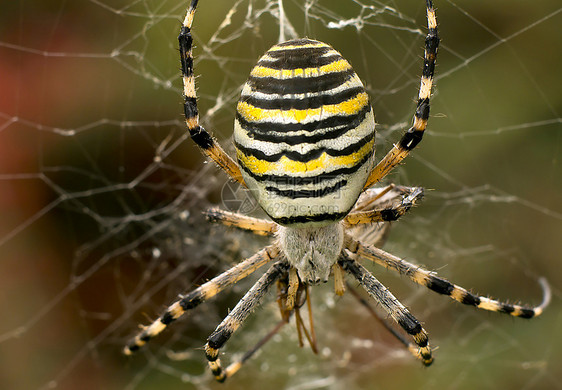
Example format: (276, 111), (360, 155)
(234, 39), (375, 226)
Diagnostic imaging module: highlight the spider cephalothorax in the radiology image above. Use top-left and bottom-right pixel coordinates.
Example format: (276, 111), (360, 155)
(277, 223), (344, 284)
(124, 0), (550, 383)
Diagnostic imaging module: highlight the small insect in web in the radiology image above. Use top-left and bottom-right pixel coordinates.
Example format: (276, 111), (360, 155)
(124, 0), (551, 382)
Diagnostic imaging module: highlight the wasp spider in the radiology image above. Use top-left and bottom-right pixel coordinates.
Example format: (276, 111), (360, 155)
(124, 0), (551, 382)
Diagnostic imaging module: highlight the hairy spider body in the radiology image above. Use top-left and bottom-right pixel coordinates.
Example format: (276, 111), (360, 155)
(124, 0), (550, 383)
(277, 223), (344, 284)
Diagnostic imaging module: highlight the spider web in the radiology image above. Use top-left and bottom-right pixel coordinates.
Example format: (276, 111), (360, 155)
(1, 1), (560, 389)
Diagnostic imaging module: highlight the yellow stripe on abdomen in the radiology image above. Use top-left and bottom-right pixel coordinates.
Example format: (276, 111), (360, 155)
(237, 92), (369, 123)
(250, 59), (352, 79)
(237, 139), (374, 176)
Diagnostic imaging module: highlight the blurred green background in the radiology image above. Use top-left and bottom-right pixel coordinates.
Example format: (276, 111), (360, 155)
(0, 1), (560, 389)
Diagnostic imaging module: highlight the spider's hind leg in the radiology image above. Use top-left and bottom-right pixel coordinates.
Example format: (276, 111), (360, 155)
(205, 260), (290, 382)
(220, 318), (289, 380)
(338, 253), (433, 365)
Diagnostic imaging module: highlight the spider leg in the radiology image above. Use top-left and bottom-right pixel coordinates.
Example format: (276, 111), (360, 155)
(338, 253), (433, 365)
(346, 282), (423, 363)
(123, 245), (279, 354)
(347, 238), (551, 318)
(345, 187), (424, 226)
(221, 318), (288, 379)
(353, 184), (398, 212)
(205, 260), (290, 382)
(205, 207), (276, 236)
(363, 0), (439, 189)
(179, 0), (245, 186)
(221, 277), (320, 380)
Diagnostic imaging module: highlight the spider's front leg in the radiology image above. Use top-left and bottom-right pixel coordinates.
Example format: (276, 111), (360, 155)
(363, 0), (439, 189)
(179, 0), (245, 186)
(205, 261), (290, 382)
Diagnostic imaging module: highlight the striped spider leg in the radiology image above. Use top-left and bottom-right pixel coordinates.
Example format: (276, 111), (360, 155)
(345, 238), (551, 319)
(345, 186), (424, 226)
(179, 0), (245, 186)
(204, 260), (290, 382)
(345, 282), (423, 363)
(337, 236), (550, 363)
(339, 238), (551, 366)
(363, 0), (439, 189)
(204, 208), (277, 236)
